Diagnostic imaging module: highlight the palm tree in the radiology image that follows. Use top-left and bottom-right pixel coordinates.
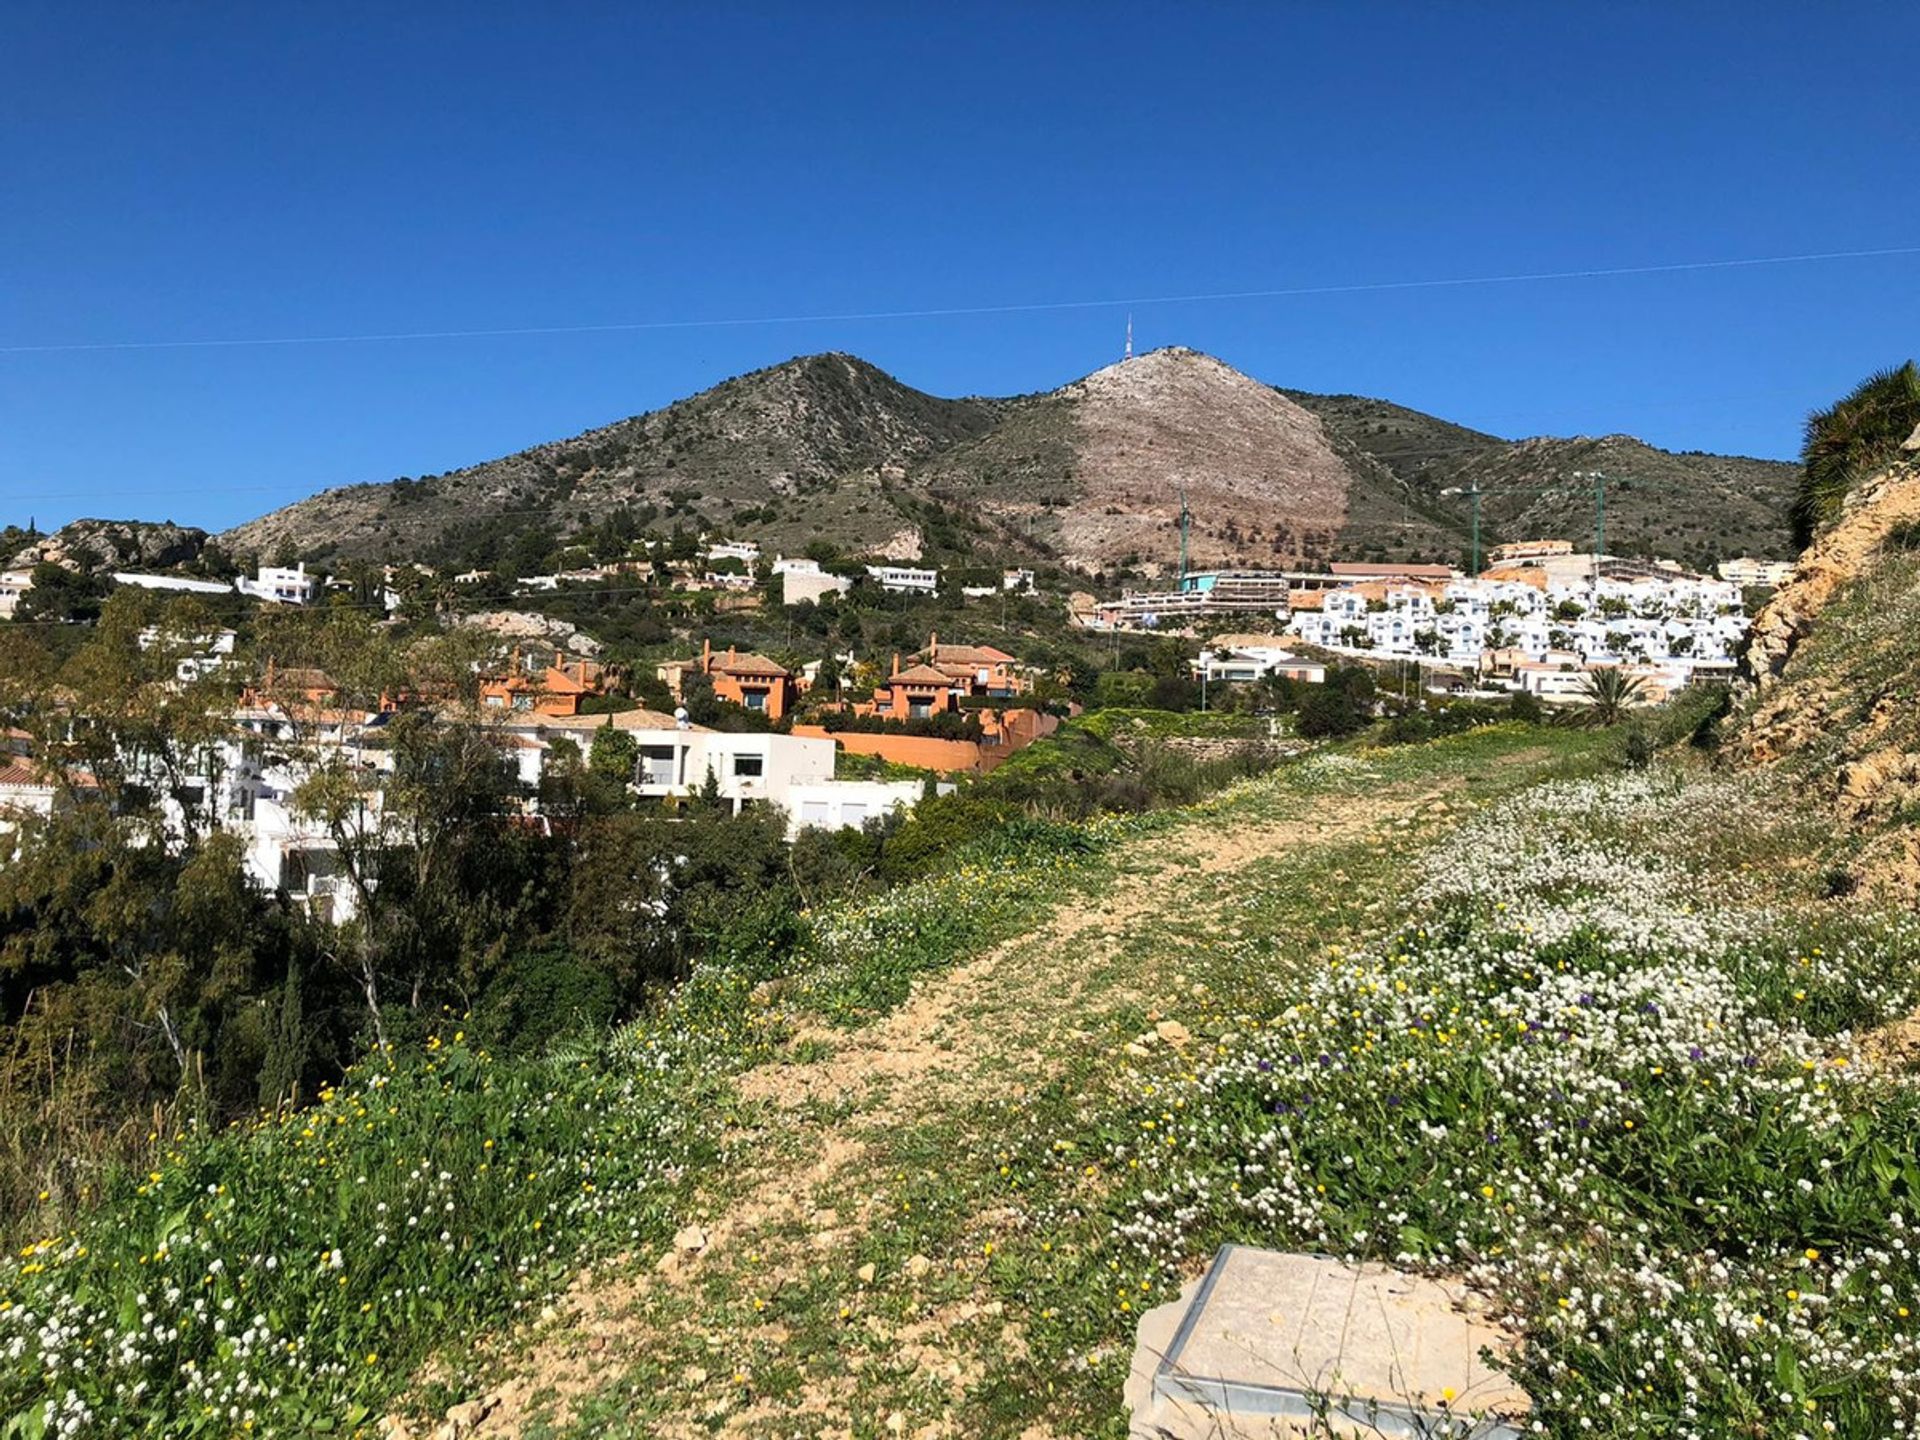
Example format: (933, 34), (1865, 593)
(1793, 361), (1920, 549)
(1578, 666), (1647, 727)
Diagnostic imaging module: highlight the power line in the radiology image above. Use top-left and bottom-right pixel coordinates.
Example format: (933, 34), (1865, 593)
(3, 244), (1916, 356)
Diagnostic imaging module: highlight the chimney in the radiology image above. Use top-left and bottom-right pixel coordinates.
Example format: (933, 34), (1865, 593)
(891, 652), (901, 677)
(702, 637), (711, 672)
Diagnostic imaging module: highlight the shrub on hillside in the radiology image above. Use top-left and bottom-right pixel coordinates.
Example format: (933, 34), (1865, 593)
(1793, 360), (1920, 548)
(1296, 686), (1365, 738)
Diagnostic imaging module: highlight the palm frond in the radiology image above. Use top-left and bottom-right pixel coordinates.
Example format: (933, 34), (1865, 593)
(1794, 362), (1920, 548)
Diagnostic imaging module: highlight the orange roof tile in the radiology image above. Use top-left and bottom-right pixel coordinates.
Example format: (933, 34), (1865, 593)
(890, 664), (954, 685)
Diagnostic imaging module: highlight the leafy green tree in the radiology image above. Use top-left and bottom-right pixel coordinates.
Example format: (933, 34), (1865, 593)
(57, 591), (243, 843)
(587, 726), (638, 808)
(1296, 685), (1365, 739)
(1794, 361), (1920, 548)
(14, 563), (107, 624)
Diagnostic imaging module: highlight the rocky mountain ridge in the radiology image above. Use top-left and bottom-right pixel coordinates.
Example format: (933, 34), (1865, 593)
(214, 348), (1799, 575)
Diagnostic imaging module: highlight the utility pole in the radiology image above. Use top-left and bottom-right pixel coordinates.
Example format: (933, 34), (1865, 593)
(1178, 486), (1191, 587)
(1594, 473), (1606, 578)
(1468, 481), (1482, 575)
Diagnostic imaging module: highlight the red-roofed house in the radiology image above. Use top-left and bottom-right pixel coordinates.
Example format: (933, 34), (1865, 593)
(480, 655), (607, 717)
(658, 641), (799, 720)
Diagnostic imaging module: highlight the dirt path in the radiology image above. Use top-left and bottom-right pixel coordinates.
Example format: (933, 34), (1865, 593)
(455, 775), (1463, 1439)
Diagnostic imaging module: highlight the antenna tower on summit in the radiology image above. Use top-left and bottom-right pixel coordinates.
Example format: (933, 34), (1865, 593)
(1124, 314), (1133, 362)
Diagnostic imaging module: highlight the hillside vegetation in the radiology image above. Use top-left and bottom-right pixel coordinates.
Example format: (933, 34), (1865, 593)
(216, 349), (1798, 576)
(12, 710), (1920, 1438)
(1736, 456), (1920, 895)
(1287, 389), (1800, 569)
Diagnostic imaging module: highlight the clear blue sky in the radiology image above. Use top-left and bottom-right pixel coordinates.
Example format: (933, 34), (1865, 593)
(4, 3), (1918, 533)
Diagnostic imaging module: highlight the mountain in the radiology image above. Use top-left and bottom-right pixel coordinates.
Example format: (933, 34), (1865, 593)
(220, 348), (1799, 575)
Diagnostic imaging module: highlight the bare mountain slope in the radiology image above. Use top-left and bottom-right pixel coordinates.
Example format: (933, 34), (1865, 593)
(917, 348), (1359, 573)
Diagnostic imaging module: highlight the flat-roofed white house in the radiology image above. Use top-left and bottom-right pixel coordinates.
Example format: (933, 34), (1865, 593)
(501, 709), (838, 817)
(867, 564), (938, 594)
(0, 571), (34, 619)
(237, 562), (319, 606)
(782, 778), (948, 838)
(1194, 636), (1327, 685)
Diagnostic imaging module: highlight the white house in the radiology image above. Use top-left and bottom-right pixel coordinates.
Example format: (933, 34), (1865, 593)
(1194, 637), (1326, 685)
(707, 541), (761, 565)
(501, 709), (837, 819)
(1719, 557), (1795, 588)
(867, 564), (938, 595)
(237, 562), (319, 606)
(0, 571), (32, 619)
(782, 778), (949, 838)
(136, 626), (238, 683)
(0, 756), (66, 855)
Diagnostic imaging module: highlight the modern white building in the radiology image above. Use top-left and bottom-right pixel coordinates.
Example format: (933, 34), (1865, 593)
(0, 571), (32, 620)
(707, 541), (761, 564)
(502, 709), (838, 817)
(1194, 636), (1327, 685)
(1287, 568), (1747, 685)
(782, 778), (948, 838)
(137, 626), (238, 683)
(784, 573), (853, 605)
(1718, 557), (1796, 588)
(866, 564), (938, 594)
(237, 562), (319, 606)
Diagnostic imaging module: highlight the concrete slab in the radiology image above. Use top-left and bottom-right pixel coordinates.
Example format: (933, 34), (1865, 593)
(1125, 1246), (1530, 1439)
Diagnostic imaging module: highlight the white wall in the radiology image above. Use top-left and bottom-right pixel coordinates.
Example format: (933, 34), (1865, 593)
(783, 779), (945, 838)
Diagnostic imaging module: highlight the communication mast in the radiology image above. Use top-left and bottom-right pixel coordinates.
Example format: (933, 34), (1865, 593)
(1124, 313), (1133, 362)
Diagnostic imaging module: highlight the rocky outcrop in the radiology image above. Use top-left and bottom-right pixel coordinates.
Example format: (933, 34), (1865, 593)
(459, 610), (602, 656)
(1733, 460), (1920, 896)
(1743, 461), (1920, 690)
(10, 518), (210, 573)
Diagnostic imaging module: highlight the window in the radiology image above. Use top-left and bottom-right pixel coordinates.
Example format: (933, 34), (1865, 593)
(742, 689), (767, 710)
(908, 699), (932, 719)
(841, 803), (868, 826)
(800, 800), (830, 825)
(733, 753), (764, 779)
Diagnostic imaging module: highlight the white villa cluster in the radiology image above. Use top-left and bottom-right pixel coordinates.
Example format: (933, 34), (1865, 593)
(1, 691), (930, 921)
(211, 705), (925, 919)
(1286, 561), (1749, 698)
